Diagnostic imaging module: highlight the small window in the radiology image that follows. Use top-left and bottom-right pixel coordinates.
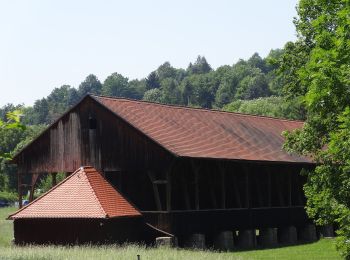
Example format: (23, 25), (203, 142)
(89, 117), (97, 130)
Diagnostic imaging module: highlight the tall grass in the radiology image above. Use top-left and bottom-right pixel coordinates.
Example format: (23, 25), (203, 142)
(0, 207), (341, 260)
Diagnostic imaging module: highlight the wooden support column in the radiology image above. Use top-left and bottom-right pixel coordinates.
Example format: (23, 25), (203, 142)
(148, 171), (162, 211)
(18, 171), (22, 209)
(245, 171), (250, 208)
(195, 171), (199, 210)
(288, 171), (292, 207)
(191, 160), (200, 210)
(232, 172), (242, 208)
(52, 173), (57, 187)
(182, 174), (191, 210)
(29, 173), (40, 202)
(219, 163), (226, 209)
(267, 170), (272, 207)
(166, 169), (172, 211)
(241, 165), (251, 209)
(255, 177), (264, 207)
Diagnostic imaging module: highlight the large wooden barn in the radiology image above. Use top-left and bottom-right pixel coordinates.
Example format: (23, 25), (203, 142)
(9, 94), (320, 248)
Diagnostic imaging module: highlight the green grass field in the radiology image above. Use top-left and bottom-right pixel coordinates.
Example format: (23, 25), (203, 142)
(0, 207), (342, 260)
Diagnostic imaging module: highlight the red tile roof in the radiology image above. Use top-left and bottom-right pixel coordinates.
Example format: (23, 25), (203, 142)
(92, 95), (311, 163)
(8, 166), (141, 219)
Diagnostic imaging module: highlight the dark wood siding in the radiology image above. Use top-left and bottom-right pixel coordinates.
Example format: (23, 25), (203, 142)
(16, 97), (173, 174)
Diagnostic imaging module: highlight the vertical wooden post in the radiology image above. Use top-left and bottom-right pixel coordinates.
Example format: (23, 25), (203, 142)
(18, 171), (22, 209)
(183, 175), (191, 210)
(29, 173), (40, 202)
(166, 169), (172, 211)
(267, 170), (272, 207)
(221, 170), (226, 209)
(148, 171), (162, 211)
(255, 177), (264, 207)
(232, 172), (242, 208)
(195, 170), (199, 210)
(52, 173), (57, 187)
(219, 163), (226, 209)
(191, 160), (200, 210)
(245, 171), (250, 208)
(288, 171), (292, 207)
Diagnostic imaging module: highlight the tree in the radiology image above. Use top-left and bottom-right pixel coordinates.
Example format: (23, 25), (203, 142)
(145, 71), (161, 90)
(0, 110), (27, 190)
(187, 56), (212, 74)
(102, 73), (129, 97)
(160, 78), (181, 104)
(78, 74), (102, 96)
(32, 98), (49, 125)
(281, 1), (350, 257)
(156, 62), (177, 81)
(223, 96), (305, 120)
(247, 53), (267, 73)
(128, 79), (146, 100)
(235, 72), (270, 100)
(143, 88), (162, 103)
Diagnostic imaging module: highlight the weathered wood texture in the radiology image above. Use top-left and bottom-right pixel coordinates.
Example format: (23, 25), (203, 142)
(15, 97), (173, 174)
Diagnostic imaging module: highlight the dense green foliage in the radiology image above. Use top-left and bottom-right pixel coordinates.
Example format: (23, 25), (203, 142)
(223, 96), (305, 120)
(280, 0), (350, 258)
(12, 53), (301, 127)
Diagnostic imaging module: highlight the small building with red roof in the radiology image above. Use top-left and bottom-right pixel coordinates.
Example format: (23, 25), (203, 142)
(8, 166), (165, 244)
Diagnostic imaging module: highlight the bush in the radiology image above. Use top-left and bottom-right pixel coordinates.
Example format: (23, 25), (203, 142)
(0, 191), (17, 203)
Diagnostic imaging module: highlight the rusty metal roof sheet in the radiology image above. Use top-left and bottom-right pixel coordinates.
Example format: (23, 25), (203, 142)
(8, 166), (141, 219)
(92, 95), (310, 163)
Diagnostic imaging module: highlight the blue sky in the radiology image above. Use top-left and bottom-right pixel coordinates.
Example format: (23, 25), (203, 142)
(0, 0), (298, 106)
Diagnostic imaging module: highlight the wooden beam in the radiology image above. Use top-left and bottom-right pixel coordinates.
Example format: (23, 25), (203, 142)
(288, 171), (292, 207)
(255, 176), (264, 207)
(191, 160), (200, 210)
(166, 169), (171, 211)
(241, 164), (251, 209)
(18, 171), (22, 209)
(219, 163), (226, 209)
(181, 171), (191, 210)
(148, 171), (162, 211)
(195, 170), (199, 210)
(245, 173), (250, 208)
(29, 173), (40, 202)
(267, 169), (272, 207)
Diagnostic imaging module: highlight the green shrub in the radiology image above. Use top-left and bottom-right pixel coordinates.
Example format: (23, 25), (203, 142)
(0, 191), (17, 203)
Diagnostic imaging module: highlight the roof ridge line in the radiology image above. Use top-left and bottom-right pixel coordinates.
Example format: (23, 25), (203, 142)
(84, 169), (108, 218)
(89, 94), (305, 123)
(7, 168), (81, 219)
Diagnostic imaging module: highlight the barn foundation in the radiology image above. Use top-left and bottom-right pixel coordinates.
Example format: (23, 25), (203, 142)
(213, 231), (234, 251)
(299, 224), (317, 242)
(278, 226), (297, 245)
(185, 233), (206, 249)
(237, 229), (256, 249)
(155, 236), (178, 247)
(258, 228), (278, 247)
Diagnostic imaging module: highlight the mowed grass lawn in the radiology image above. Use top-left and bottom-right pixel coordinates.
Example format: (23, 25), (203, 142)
(0, 207), (342, 260)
